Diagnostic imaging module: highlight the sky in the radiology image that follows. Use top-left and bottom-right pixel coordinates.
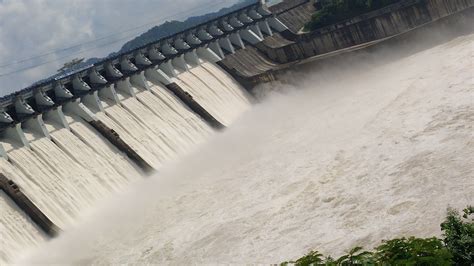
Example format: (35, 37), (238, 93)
(0, 0), (243, 97)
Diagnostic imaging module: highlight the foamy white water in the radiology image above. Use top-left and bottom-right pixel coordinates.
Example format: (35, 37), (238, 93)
(0, 121), (137, 264)
(2, 139), (91, 228)
(101, 100), (172, 167)
(20, 32), (473, 264)
(0, 192), (45, 264)
(176, 63), (252, 125)
(93, 105), (163, 168)
(46, 125), (129, 191)
(134, 88), (210, 151)
(64, 114), (142, 183)
(0, 58), (253, 264)
(93, 82), (218, 169)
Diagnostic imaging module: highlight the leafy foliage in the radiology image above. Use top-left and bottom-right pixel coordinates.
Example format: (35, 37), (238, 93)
(281, 250), (324, 266)
(305, 0), (401, 31)
(440, 206), (474, 264)
(335, 246), (374, 265)
(374, 237), (452, 265)
(282, 206), (474, 266)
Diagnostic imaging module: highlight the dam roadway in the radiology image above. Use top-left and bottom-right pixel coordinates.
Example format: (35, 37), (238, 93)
(0, 0), (473, 263)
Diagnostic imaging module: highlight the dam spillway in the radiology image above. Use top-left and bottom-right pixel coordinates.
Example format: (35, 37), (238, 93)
(0, 0), (473, 264)
(0, 61), (253, 263)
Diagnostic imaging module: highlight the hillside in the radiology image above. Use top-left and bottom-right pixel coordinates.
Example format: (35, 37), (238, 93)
(79, 0), (256, 68)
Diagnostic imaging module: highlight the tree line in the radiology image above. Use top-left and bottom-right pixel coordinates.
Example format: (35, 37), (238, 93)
(282, 206), (473, 265)
(305, 0), (401, 31)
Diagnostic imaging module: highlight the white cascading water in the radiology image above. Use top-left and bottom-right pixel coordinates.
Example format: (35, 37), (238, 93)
(176, 63), (252, 125)
(15, 33), (473, 264)
(0, 111), (145, 265)
(45, 124), (131, 191)
(116, 96), (180, 158)
(201, 62), (253, 107)
(92, 81), (214, 169)
(0, 60), (252, 264)
(65, 115), (141, 182)
(63, 113), (142, 185)
(94, 105), (163, 168)
(0, 192), (45, 264)
(102, 101), (173, 166)
(134, 86), (212, 149)
(1, 139), (90, 227)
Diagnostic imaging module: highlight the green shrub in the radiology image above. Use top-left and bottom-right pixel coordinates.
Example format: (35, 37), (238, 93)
(281, 206), (473, 265)
(335, 246), (374, 265)
(373, 237), (452, 265)
(441, 206), (474, 264)
(281, 250), (324, 266)
(283, 239), (452, 266)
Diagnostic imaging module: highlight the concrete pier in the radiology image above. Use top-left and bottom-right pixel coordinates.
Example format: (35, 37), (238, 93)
(0, 173), (60, 237)
(165, 83), (225, 130)
(88, 120), (154, 174)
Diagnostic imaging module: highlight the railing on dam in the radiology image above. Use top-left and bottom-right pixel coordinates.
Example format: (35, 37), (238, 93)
(0, 0), (289, 131)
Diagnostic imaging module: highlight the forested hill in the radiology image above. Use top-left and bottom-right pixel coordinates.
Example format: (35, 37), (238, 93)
(37, 0), (256, 86)
(70, 0), (255, 71)
(117, 0), (257, 54)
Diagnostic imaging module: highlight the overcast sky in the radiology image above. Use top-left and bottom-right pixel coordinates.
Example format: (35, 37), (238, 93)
(0, 0), (242, 96)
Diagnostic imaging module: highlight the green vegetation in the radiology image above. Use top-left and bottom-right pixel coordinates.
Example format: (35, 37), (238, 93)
(305, 0), (401, 31)
(441, 206), (474, 265)
(282, 206), (473, 265)
(373, 237), (452, 265)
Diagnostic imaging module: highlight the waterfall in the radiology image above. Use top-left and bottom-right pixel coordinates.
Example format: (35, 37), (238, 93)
(0, 59), (253, 263)
(135, 86), (212, 149)
(0, 192), (45, 265)
(113, 97), (179, 159)
(201, 62), (253, 107)
(176, 63), (252, 126)
(89, 81), (220, 168)
(45, 124), (133, 191)
(17, 32), (474, 264)
(64, 114), (142, 183)
(1, 140), (89, 227)
(94, 106), (163, 168)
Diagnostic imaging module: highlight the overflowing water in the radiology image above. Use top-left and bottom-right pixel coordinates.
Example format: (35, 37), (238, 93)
(0, 192), (45, 264)
(0, 61), (251, 264)
(16, 32), (474, 264)
(63, 114), (142, 184)
(177, 63), (252, 125)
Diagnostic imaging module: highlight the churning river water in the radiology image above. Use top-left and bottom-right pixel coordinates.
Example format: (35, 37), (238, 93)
(19, 31), (474, 264)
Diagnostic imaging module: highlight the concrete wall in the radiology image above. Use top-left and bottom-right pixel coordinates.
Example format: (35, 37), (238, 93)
(269, 0), (316, 32)
(257, 0), (474, 63)
(218, 0), (473, 91)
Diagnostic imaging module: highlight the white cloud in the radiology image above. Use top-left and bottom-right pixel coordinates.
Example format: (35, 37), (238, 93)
(0, 0), (240, 96)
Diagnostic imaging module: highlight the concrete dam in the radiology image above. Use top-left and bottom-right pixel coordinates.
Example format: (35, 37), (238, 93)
(0, 0), (473, 263)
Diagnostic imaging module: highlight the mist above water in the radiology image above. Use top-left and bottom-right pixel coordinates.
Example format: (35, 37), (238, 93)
(21, 28), (474, 264)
